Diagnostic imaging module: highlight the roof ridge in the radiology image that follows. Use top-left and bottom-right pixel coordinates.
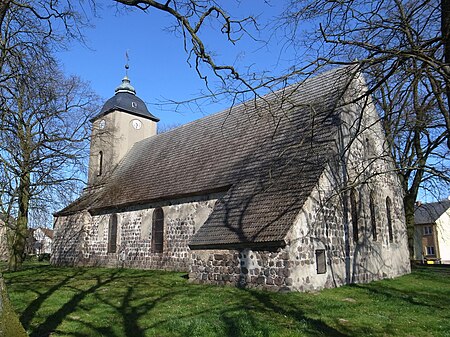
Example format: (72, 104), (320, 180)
(140, 65), (355, 143)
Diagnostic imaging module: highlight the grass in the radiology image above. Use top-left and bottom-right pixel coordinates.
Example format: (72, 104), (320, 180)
(2, 262), (450, 337)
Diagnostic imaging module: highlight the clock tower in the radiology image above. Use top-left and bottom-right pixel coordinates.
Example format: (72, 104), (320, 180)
(87, 75), (159, 186)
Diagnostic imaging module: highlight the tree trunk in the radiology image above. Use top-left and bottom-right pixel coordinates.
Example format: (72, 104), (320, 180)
(7, 172), (30, 272)
(403, 193), (417, 262)
(0, 0), (11, 29)
(442, 0), (450, 149)
(0, 273), (28, 336)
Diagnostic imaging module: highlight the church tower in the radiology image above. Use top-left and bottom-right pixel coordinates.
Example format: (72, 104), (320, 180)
(88, 74), (159, 186)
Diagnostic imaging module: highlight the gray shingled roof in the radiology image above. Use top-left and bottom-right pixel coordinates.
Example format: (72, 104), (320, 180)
(94, 91), (159, 122)
(415, 200), (450, 225)
(57, 67), (357, 249)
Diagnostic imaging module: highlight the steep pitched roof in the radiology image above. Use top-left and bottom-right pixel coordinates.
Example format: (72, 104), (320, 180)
(414, 200), (450, 225)
(57, 67), (358, 249)
(40, 227), (54, 239)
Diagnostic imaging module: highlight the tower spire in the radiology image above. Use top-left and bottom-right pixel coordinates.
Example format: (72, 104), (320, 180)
(125, 50), (130, 77)
(115, 50), (136, 95)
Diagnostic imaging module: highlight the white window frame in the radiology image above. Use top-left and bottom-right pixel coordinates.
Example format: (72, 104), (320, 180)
(423, 226), (433, 236)
(426, 246), (435, 256)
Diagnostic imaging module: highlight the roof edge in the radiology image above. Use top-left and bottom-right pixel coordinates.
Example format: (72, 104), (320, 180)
(87, 185), (232, 215)
(90, 108), (160, 123)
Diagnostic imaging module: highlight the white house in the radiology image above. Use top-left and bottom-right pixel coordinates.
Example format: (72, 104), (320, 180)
(414, 200), (450, 264)
(32, 227), (54, 255)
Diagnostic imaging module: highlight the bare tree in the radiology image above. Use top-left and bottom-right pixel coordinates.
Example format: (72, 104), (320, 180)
(0, 13), (95, 337)
(114, 0), (450, 261)
(114, 0), (262, 95)
(0, 0), (90, 80)
(0, 5), (98, 268)
(0, 0), (96, 271)
(374, 63), (449, 258)
(278, 0), (450, 259)
(0, 55), (99, 271)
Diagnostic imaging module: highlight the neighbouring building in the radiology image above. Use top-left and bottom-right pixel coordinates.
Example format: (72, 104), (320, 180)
(31, 227), (54, 255)
(0, 219), (54, 259)
(414, 200), (450, 264)
(52, 66), (410, 292)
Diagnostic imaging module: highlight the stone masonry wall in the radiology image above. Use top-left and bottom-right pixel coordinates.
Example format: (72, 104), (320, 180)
(52, 211), (89, 266)
(189, 165), (410, 292)
(52, 194), (220, 271)
(189, 248), (294, 292)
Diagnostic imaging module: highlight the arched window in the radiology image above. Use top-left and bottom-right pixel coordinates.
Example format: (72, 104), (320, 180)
(97, 151), (103, 176)
(152, 207), (164, 253)
(370, 191), (377, 241)
(108, 213), (118, 253)
(350, 189), (359, 242)
(386, 197), (393, 243)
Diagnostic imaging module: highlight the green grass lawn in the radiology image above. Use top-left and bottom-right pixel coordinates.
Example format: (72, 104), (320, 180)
(3, 262), (450, 337)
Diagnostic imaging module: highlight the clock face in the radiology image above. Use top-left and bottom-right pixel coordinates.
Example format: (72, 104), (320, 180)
(99, 119), (106, 129)
(131, 119), (142, 130)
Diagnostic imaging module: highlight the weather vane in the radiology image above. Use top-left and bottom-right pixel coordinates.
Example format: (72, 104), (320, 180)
(125, 50), (130, 76)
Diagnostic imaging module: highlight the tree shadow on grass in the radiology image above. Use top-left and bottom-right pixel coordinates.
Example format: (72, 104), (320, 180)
(11, 266), (353, 337)
(28, 270), (123, 337)
(12, 266), (190, 337)
(20, 269), (87, 330)
(219, 307), (271, 337)
(51, 319), (118, 337)
(248, 290), (349, 337)
(94, 285), (170, 337)
(118, 285), (178, 337)
(137, 284), (348, 337)
(71, 273), (184, 337)
(352, 282), (445, 309)
(121, 286), (145, 337)
(411, 265), (450, 285)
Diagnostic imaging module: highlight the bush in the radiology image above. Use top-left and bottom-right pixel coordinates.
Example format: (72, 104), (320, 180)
(37, 253), (50, 261)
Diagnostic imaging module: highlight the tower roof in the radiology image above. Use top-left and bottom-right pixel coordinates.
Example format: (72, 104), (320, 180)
(92, 76), (159, 122)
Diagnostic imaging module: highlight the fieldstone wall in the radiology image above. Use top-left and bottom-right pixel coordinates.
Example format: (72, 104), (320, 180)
(190, 248), (294, 291)
(287, 173), (410, 292)
(189, 164), (410, 292)
(52, 194), (220, 271)
(52, 211), (89, 266)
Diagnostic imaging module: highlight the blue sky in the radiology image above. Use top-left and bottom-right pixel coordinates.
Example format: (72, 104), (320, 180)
(57, 2), (288, 127)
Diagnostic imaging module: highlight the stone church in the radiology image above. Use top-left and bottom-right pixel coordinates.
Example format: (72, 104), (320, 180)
(52, 66), (411, 292)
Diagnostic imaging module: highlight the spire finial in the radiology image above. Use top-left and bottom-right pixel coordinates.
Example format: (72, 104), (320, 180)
(125, 50), (130, 77)
(115, 50), (136, 94)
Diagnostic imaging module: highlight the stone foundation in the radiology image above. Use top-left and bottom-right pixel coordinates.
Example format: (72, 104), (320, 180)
(189, 249), (293, 291)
